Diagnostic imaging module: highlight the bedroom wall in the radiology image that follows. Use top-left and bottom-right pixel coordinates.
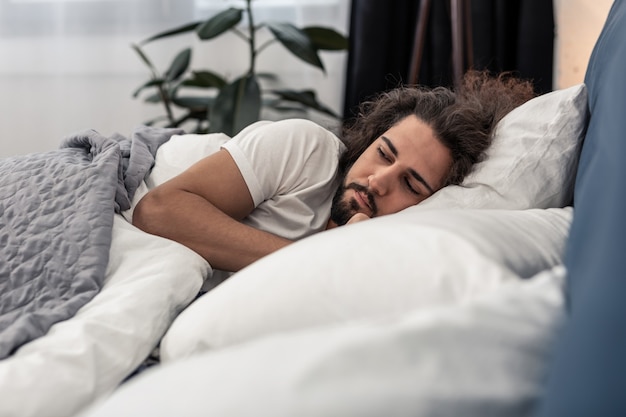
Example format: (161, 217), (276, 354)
(0, 0), (350, 158)
(553, 0), (613, 89)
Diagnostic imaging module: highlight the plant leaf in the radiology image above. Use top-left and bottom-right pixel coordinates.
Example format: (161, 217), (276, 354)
(132, 78), (164, 98)
(172, 96), (215, 112)
(271, 89), (339, 118)
(196, 8), (243, 40)
(143, 115), (171, 126)
(180, 71), (227, 89)
(144, 92), (163, 103)
(256, 71), (279, 81)
(165, 48), (192, 82)
(140, 21), (203, 45)
(187, 110), (213, 121)
(209, 74), (261, 136)
(266, 22), (325, 72)
(302, 26), (349, 51)
(266, 103), (307, 114)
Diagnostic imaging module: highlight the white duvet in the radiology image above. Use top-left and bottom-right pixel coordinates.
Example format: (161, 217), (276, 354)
(0, 215), (208, 417)
(84, 266), (567, 417)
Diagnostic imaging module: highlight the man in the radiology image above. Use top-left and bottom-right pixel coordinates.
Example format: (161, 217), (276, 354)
(133, 70), (534, 274)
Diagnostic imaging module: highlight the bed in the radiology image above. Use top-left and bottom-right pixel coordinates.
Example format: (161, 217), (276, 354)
(1, 0), (624, 415)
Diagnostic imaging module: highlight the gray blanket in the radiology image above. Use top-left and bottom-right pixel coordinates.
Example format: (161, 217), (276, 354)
(0, 125), (183, 359)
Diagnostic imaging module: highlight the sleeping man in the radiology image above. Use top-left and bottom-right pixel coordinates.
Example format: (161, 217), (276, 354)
(133, 70), (534, 277)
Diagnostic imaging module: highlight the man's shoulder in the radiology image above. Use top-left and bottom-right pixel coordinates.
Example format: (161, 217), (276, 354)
(225, 118), (345, 157)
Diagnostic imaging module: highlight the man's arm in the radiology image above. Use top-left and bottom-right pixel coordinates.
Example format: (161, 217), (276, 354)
(132, 148), (292, 272)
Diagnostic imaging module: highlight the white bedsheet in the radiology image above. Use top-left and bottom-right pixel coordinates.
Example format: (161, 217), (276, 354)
(0, 214), (208, 417)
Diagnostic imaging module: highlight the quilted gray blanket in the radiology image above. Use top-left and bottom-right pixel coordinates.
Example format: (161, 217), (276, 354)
(0, 125), (182, 359)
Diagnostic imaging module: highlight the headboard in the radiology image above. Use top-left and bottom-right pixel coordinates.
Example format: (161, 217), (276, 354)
(538, 0), (626, 415)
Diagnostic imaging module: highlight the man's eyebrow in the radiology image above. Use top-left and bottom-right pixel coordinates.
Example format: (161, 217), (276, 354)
(381, 135), (398, 156)
(381, 135), (435, 195)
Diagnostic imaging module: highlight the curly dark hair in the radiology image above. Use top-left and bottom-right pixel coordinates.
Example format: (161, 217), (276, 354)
(339, 70), (536, 186)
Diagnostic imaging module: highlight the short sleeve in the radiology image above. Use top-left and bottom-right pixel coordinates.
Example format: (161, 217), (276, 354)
(221, 119), (344, 207)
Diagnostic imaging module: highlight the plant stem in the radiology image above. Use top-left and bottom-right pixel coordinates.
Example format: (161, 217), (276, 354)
(231, 27), (249, 42)
(246, 0), (256, 75)
(256, 38), (277, 55)
(158, 83), (175, 125)
(167, 111), (193, 128)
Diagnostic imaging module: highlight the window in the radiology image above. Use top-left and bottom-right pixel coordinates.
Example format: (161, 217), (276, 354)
(0, 0), (195, 36)
(0, 0), (351, 157)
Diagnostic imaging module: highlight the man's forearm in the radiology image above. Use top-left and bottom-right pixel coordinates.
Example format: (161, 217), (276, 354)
(132, 188), (292, 272)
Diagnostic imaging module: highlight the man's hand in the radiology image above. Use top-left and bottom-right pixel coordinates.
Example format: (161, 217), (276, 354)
(346, 212), (371, 225)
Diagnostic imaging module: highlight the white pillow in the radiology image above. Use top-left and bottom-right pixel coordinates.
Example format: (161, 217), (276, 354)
(82, 266), (566, 417)
(160, 207), (572, 361)
(418, 83), (588, 210)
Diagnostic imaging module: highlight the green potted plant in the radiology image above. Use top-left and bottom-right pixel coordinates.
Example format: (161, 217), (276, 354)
(132, 0), (349, 136)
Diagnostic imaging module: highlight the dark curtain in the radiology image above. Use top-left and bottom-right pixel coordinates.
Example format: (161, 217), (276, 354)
(342, 0), (554, 119)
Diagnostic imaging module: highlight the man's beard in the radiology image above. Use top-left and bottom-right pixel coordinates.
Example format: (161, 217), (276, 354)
(329, 182), (378, 226)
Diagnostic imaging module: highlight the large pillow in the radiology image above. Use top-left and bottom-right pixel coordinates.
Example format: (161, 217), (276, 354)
(418, 83), (588, 210)
(82, 265), (566, 417)
(160, 207), (572, 361)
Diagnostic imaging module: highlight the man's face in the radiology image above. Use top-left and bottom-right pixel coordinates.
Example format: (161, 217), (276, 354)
(330, 115), (452, 225)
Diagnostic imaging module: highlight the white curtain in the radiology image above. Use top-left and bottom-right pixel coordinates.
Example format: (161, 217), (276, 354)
(0, 0), (350, 157)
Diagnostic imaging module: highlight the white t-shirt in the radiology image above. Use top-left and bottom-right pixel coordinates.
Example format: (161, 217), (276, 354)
(223, 119), (345, 241)
(206, 118), (345, 289)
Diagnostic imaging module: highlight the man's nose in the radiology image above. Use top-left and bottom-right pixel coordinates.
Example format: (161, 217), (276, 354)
(368, 168), (392, 196)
